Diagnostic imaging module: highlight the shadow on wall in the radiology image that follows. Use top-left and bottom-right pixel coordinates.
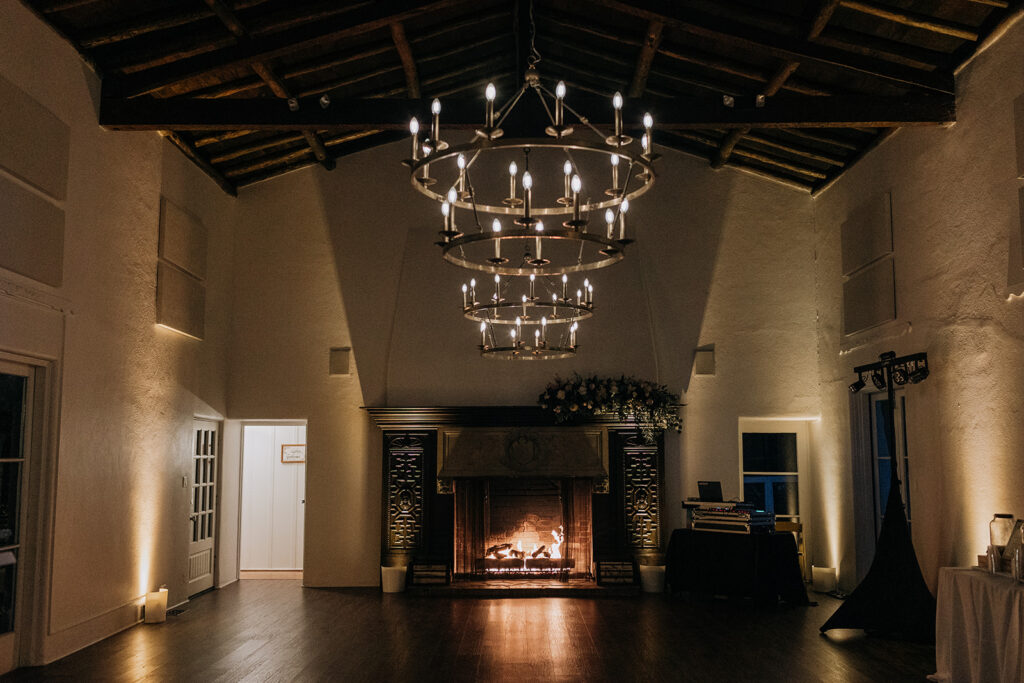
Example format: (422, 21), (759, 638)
(314, 140), (736, 406)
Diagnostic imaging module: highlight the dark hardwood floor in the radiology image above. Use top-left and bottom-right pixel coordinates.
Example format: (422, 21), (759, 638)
(4, 581), (935, 682)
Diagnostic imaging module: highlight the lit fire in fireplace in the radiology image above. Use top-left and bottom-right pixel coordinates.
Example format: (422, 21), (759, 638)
(484, 526), (563, 561)
(480, 526), (571, 575)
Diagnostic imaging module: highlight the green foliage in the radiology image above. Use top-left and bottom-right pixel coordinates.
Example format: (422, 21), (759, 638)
(538, 373), (682, 443)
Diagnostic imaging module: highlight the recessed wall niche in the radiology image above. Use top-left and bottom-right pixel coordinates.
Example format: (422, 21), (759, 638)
(156, 197), (207, 339)
(840, 192), (896, 335)
(0, 74), (68, 288)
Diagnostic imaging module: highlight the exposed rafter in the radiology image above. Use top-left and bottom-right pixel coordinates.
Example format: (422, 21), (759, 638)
(627, 20), (664, 98)
(109, 1), (469, 98)
(584, 0), (955, 94)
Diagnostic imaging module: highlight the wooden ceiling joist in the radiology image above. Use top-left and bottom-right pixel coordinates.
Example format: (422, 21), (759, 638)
(390, 21), (421, 99)
(109, 0), (470, 98)
(585, 0), (955, 95)
(206, 0), (335, 171)
(77, 8), (214, 49)
(98, 91), (956, 132)
(627, 20), (664, 97)
(838, 1), (980, 41)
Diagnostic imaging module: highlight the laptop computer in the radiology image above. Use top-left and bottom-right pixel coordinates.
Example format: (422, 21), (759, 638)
(697, 480), (724, 503)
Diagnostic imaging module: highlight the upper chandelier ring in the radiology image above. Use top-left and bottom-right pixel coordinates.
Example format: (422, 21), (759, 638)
(407, 138), (656, 217)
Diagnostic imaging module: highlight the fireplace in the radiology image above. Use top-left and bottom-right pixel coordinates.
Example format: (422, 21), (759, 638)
(454, 478), (592, 579)
(368, 407), (665, 590)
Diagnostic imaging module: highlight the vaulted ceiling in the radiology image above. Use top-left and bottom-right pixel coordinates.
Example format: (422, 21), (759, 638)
(23, 0), (1022, 195)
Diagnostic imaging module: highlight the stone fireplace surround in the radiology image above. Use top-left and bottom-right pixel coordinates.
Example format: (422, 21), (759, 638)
(367, 407), (665, 582)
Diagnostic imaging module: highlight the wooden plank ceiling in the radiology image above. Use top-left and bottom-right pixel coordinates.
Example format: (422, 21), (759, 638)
(23, 0), (1022, 195)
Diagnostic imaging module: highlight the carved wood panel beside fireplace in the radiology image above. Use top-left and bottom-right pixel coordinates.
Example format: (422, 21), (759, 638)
(368, 407), (665, 581)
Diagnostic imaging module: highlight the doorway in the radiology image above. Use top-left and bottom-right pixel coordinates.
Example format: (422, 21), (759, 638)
(0, 357), (47, 673)
(239, 424), (306, 578)
(187, 420), (220, 596)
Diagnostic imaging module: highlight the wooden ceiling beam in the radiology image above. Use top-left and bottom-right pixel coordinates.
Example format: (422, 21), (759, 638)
(109, 1), (471, 98)
(711, 62), (799, 168)
(628, 20), (664, 97)
(838, 1), (980, 41)
(205, 0), (335, 171)
(77, 8), (214, 49)
(98, 91), (956, 131)
(711, 0), (837, 169)
(584, 0), (955, 94)
(390, 21), (421, 99)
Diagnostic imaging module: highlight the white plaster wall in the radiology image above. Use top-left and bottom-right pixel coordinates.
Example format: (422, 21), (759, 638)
(813, 21), (1024, 591)
(681, 173), (820, 533)
(228, 134), (812, 584)
(0, 1), (236, 664)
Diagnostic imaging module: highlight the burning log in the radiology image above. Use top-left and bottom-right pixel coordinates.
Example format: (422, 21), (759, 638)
(530, 545), (546, 558)
(510, 548), (526, 559)
(485, 542), (512, 557)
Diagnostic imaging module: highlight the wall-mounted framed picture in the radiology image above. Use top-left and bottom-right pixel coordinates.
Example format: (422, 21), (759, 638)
(281, 444), (306, 463)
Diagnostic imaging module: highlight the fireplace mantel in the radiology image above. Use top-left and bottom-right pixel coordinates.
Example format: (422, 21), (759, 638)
(364, 405), (645, 429)
(367, 406), (665, 573)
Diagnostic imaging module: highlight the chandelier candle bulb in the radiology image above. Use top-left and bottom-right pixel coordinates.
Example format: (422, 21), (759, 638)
(494, 274), (501, 301)
(619, 198), (629, 240)
(605, 209), (615, 239)
(522, 294), (528, 317)
(535, 329), (540, 346)
(571, 175), (582, 220)
(588, 283), (593, 305)
(529, 273), (535, 299)
(584, 278), (590, 304)
(480, 321), (487, 348)
(441, 200), (451, 233)
(515, 316), (521, 341)
(570, 321), (578, 347)
(612, 91), (623, 139)
(492, 218), (501, 259)
(470, 278), (476, 304)
(431, 99), (441, 144)
(610, 154), (620, 192)
(576, 289), (582, 303)
(409, 117), (419, 159)
(457, 154), (466, 193)
(554, 81), (566, 127)
(563, 161), (572, 199)
(523, 171), (533, 223)
(541, 316), (547, 342)
(485, 82), (496, 128)
(535, 222), (543, 261)
(643, 112), (653, 155)
(561, 274), (568, 300)
(461, 283), (468, 308)
(508, 161), (517, 201)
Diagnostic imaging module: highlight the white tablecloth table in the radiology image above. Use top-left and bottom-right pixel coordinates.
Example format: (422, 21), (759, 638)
(932, 567), (1024, 683)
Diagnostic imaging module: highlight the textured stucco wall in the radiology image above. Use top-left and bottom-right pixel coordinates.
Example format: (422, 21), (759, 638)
(228, 139), (814, 585)
(0, 0), (236, 664)
(813, 21), (1024, 591)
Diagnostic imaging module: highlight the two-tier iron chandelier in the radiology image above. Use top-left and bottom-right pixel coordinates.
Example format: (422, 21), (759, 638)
(402, 10), (657, 359)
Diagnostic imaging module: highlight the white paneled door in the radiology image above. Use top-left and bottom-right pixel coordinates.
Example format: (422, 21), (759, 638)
(240, 425), (306, 570)
(187, 420), (219, 596)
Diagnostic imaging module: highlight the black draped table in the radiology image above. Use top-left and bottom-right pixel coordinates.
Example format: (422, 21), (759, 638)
(665, 529), (811, 604)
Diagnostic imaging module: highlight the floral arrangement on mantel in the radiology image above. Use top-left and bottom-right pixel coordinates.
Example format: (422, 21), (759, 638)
(537, 373), (682, 443)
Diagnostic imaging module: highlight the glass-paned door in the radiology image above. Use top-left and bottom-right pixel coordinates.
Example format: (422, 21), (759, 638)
(0, 364), (29, 635)
(188, 420), (219, 596)
(869, 391), (910, 538)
